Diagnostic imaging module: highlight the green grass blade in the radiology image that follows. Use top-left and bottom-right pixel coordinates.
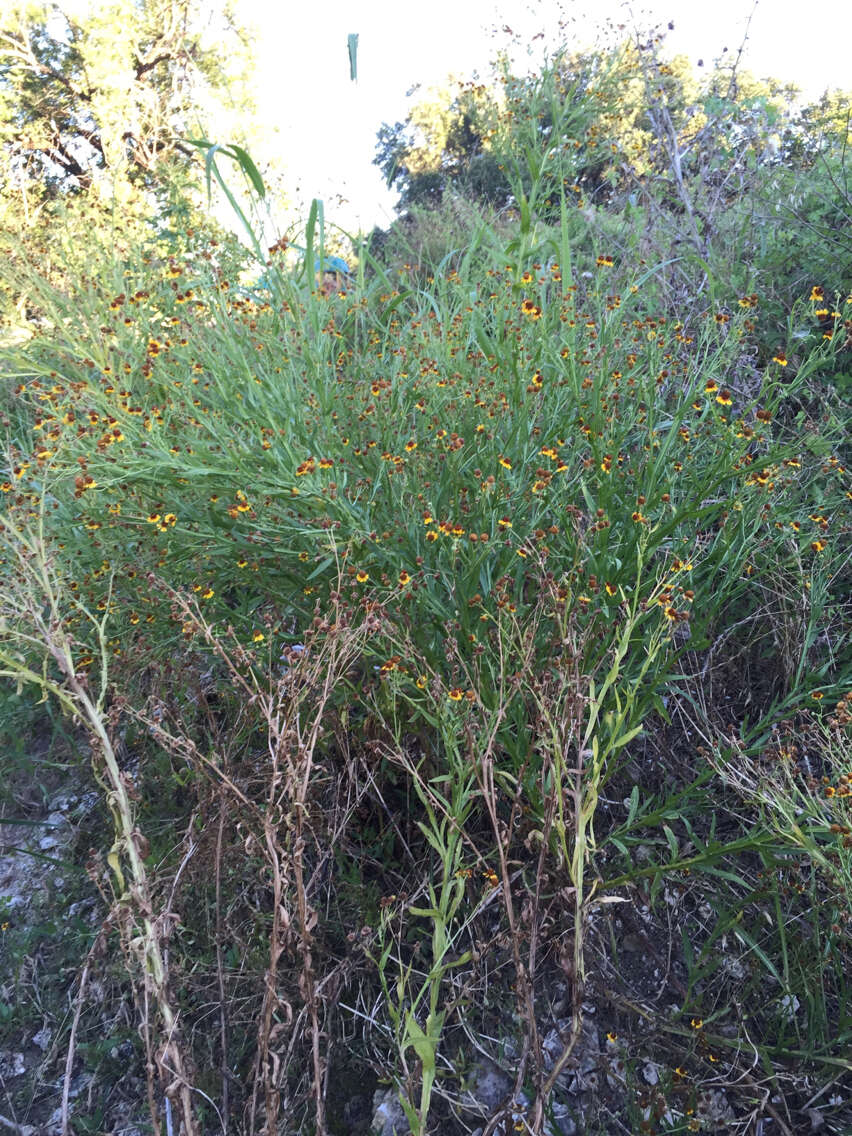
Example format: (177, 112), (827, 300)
(348, 33), (359, 80)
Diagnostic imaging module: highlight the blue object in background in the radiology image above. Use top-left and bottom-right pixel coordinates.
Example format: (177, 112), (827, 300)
(314, 256), (350, 277)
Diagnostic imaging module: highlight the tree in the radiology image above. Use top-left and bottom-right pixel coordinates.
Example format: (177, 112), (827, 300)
(375, 78), (507, 210)
(0, 0), (259, 330)
(373, 50), (630, 217)
(0, 0), (254, 201)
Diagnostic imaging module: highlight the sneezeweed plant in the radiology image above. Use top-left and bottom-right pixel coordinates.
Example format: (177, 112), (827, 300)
(0, 263), (824, 1132)
(1, 72), (849, 1133)
(6, 248), (846, 716)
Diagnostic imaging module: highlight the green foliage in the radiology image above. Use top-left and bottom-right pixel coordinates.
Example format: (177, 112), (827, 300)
(0, 0), (257, 333)
(0, 0), (254, 196)
(373, 34), (852, 375)
(374, 79), (503, 209)
(374, 49), (618, 212)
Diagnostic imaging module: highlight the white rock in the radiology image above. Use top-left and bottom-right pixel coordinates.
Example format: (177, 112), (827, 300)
(371, 1087), (410, 1136)
(49, 794), (78, 812)
(642, 1061), (660, 1085)
(467, 1058), (512, 1111)
(779, 993), (801, 1022)
(0, 1051), (26, 1077)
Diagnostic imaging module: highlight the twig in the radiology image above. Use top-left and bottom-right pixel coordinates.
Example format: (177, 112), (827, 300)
(60, 924), (107, 1136)
(215, 792), (230, 1135)
(0, 510), (202, 1135)
(0, 1115), (29, 1134)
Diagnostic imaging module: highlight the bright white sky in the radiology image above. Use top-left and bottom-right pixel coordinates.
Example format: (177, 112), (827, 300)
(236, 0), (849, 238)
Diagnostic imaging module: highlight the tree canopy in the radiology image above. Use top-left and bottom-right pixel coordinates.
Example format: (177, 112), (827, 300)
(374, 39), (850, 218)
(0, 0), (254, 201)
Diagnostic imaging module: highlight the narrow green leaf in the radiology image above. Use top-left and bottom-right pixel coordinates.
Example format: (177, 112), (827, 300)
(348, 33), (359, 81)
(224, 143), (266, 199)
(579, 480), (596, 514)
(306, 556), (334, 581)
(416, 821), (446, 856)
(519, 194), (531, 235)
(734, 925), (783, 985)
(407, 906), (442, 920)
(612, 723), (644, 750)
(202, 141), (222, 207)
(303, 198), (319, 283)
(626, 785), (640, 826)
